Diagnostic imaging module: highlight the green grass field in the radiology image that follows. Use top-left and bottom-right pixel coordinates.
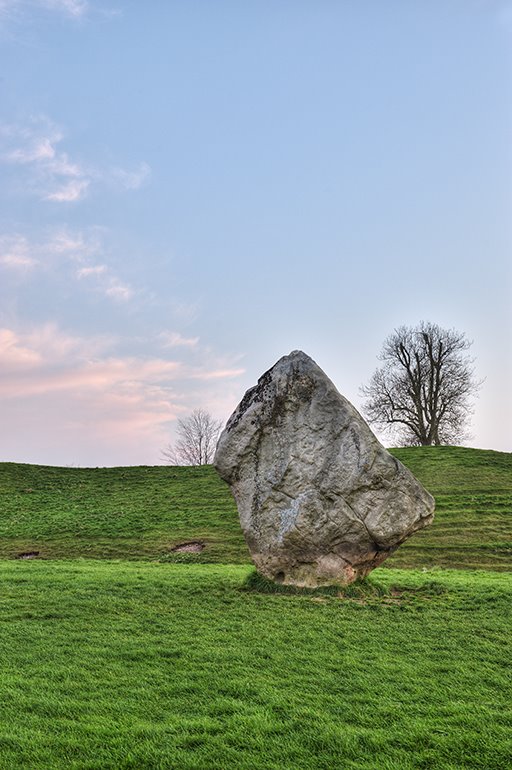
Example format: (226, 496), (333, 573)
(0, 447), (510, 769)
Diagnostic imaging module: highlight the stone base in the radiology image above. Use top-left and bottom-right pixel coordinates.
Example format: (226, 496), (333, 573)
(253, 548), (396, 587)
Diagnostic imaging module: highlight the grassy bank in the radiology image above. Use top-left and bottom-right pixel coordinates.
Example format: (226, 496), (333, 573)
(0, 561), (510, 770)
(0, 463), (243, 563)
(0, 446), (510, 571)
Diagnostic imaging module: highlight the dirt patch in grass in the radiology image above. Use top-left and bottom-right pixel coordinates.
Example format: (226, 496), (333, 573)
(171, 541), (205, 553)
(15, 551), (40, 560)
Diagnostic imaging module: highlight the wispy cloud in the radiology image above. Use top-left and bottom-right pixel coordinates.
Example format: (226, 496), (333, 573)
(104, 280), (134, 303)
(0, 235), (38, 270)
(0, 226), (137, 303)
(0, 0), (88, 23)
(77, 264), (107, 278)
(44, 178), (90, 202)
(111, 161), (151, 191)
(1, 116), (150, 202)
(50, 227), (137, 303)
(45, 226), (99, 258)
(159, 331), (200, 348)
(1, 117), (90, 202)
(41, 0), (88, 17)
(170, 300), (201, 325)
(6, 135), (58, 163)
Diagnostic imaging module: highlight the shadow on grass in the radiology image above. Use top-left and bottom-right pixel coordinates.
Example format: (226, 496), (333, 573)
(241, 569), (386, 598)
(241, 569), (449, 603)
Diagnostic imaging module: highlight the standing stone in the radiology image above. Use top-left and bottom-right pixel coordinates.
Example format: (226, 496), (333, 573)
(214, 351), (435, 586)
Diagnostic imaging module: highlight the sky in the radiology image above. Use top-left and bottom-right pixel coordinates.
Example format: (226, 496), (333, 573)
(0, 0), (511, 466)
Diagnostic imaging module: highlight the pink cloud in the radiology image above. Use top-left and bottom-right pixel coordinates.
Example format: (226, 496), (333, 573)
(191, 368), (246, 380)
(0, 328), (42, 367)
(22, 322), (114, 360)
(0, 354), (182, 400)
(0, 323), (245, 465)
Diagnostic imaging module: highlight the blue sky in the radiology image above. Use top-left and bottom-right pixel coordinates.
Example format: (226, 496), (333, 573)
(0, 0), (511, 465)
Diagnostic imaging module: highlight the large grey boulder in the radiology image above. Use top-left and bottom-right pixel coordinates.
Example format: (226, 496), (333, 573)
(214, 351), (435, 586)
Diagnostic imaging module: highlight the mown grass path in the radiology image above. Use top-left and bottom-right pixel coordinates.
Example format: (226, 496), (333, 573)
(0, 562), (510, 770)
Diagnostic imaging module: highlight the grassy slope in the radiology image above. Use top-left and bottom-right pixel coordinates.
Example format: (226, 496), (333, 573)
(0, 446), (510, 571)
(387, 447), (512, 570)
(0, 561), (510, 770)
(0, 464), (242, 562)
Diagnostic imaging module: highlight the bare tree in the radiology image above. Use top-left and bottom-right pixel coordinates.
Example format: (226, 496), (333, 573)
(361, 321), (481, 446)
(161, 409), (223, 465)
